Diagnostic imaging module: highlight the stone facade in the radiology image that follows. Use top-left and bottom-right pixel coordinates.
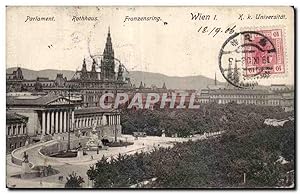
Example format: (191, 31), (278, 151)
(197, 84), (294, 111)
(6, 94), (122, 153)
(6, 112), (29, 153)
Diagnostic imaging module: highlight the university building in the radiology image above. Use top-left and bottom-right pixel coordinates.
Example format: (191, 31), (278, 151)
(197, 77), (294, 112)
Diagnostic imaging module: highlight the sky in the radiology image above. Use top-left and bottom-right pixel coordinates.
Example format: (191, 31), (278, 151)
(6, 6), (294, 85)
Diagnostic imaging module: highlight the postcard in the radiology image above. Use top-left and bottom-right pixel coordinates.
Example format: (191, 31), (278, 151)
(6, 6), (295, 189)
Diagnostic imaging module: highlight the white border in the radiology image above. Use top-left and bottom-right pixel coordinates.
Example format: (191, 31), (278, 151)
(1, 0), (298, 193)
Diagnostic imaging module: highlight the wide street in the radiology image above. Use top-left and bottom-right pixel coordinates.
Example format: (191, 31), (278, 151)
(6, 132), (221, 188)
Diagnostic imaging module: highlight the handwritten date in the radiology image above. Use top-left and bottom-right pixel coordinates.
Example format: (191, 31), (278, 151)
(197, 25), (236, 37)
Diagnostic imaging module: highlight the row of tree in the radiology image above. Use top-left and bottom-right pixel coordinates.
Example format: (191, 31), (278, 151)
(84, 120), (294, 188)
(65, 103), (294, 188)
(120, 102), (292, 137)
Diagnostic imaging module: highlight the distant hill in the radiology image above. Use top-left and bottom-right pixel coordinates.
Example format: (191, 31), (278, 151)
(6, 68), (75, 81)
(7, 67), (223, 90)
(128, 71), (223, 90)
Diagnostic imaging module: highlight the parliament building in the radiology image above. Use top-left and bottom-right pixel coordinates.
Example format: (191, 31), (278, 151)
(6, 28), (136, 152)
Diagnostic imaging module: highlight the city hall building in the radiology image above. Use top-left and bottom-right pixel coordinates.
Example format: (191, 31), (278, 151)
(6, 28), (133, 108)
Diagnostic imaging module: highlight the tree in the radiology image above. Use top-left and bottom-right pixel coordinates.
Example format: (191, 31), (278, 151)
(65, 172), (85, 188)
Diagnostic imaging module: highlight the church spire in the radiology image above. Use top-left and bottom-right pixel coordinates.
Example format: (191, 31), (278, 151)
(162, 82), (167, 89)
(233, 63), (239, 85)
(214, 72), (217, 86)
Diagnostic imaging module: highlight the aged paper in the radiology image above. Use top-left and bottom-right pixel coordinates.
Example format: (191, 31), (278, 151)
(6, 6), (294, 189)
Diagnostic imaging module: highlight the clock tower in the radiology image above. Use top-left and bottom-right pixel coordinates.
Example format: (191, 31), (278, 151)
(101, 27), (116, 80)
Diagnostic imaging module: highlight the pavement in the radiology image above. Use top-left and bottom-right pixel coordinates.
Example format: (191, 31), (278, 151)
(6, 132), (223, 188)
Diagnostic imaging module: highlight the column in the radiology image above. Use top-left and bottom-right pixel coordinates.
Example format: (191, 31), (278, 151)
(59, 111), (63, 133)
(51, 111), (54, 134)
(63, 111), (67, 133)
(19, 124), (22, 135)
(46, 111), (50, 135)
(16, 124), (19, 135)
(42, 111), (46, 135)
(71, 110), (74, 131)
(24, 124), (27, 134)
(55, 111), (59, 134)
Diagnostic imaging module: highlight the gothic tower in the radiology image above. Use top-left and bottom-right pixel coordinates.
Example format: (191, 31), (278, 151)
(117, 64), (123, 81)
(80, 58), (88, 80)
(101, 27), (116, 80)
(90, 59), (98, 80)
(233, 63), (239, 85)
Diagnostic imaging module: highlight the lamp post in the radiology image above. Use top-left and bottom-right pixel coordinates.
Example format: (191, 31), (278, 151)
(67, 84), (75, 151)
(114, 82), (118, 142)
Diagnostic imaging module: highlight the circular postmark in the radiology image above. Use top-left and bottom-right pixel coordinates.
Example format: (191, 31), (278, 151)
(219, 31), (278, 88)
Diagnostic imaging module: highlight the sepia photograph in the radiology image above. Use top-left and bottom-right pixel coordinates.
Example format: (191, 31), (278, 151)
(5, 6), (295, 189)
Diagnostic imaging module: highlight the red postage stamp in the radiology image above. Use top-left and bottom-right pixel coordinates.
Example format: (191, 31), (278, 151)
(243, 29), (285, 77)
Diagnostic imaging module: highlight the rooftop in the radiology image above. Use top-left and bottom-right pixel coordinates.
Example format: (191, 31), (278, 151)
(74, 107), (118, 115)
(202, 88), (274, 95)
(6, 94), (73, 106)
(6, 112), (28, 123)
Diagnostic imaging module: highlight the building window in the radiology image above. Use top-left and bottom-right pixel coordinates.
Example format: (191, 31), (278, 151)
(23, 126), (26, 134)
(7, 126), (11, 136)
